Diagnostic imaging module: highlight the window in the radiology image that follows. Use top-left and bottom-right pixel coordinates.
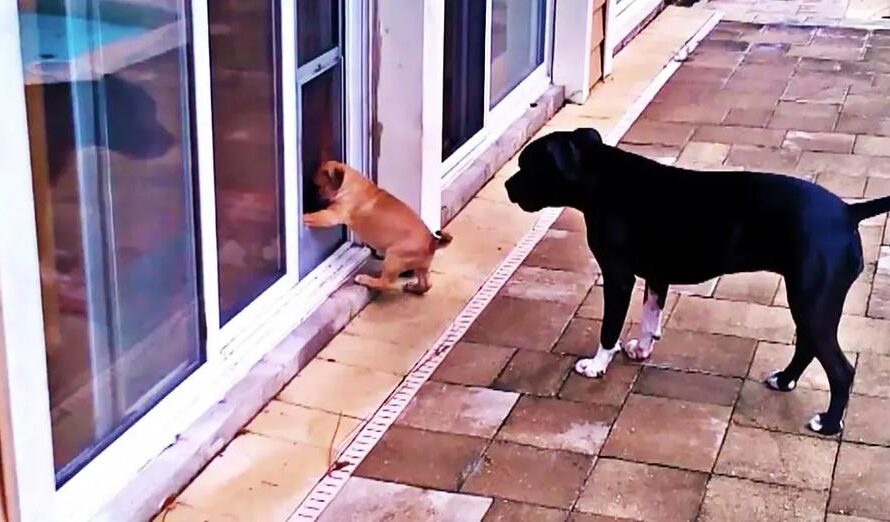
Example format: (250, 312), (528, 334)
(490, 0), (546, 106)
(209, 0), (286, 324)
(18, 0), (203, 483)
(441, 0), (550, 169)
(442, 0), (486, 160)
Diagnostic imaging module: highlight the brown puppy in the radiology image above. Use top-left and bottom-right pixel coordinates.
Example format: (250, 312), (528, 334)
(303, 160), (452, 294)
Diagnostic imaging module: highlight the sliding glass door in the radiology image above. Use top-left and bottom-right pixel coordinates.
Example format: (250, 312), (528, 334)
(8, 0), (363, 512)
(18, 0), (202, 483)
(441, 0), (550, 172)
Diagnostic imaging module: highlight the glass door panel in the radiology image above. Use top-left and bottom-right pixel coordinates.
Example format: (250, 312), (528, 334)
(296, 1), (347, 278)
(442, 0), (486, 159)
(208, 0), (286, 323)
(18, 0), (202, 483)
(490, 0), (546, 106)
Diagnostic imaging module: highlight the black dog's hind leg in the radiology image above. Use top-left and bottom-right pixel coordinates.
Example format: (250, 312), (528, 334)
(625, 280), (669, 361)
(785, 258), (859, 436)
(575, 270), (634, 378)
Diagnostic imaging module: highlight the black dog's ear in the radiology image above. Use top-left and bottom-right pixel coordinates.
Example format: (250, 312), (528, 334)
(546, 139), (582, 180)
(572, 127), (603, 145)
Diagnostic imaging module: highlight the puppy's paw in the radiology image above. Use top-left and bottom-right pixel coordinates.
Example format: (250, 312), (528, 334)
(623, 338), (654, 361)
(403, 282), (430, 295)
(806, 412), (843, 436)
(574, 344), (619, 378)
(354, 274), (374, 288)
(765, 370), (797, 392)
(303, 213), (320, 227)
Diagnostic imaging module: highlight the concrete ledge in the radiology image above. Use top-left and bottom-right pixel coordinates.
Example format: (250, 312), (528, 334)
(440, 85), (565, 226)
(98, 279), (373, 521)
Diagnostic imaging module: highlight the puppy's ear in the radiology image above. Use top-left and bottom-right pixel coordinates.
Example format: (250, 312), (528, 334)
(328, 163), (345, 190)
(572, 127), (603, 145)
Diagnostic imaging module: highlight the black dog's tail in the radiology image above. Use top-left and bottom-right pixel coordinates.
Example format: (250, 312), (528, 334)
(848, 196), (890, 223)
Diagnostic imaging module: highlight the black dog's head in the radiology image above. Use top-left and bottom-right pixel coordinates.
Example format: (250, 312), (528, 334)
(505, 127), (603, 212)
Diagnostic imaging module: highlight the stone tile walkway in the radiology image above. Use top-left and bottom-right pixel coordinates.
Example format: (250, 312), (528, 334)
(696, 0), (890, 28)
(319, 22), (890, 522)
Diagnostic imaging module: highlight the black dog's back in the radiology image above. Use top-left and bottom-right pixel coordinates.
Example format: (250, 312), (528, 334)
(586, 145), (878, 285)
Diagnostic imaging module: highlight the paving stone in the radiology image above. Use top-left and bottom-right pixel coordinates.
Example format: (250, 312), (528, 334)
(748, 342), (833, 391)
(500, 266), (591, 306)
(633, 367), (742, 407)
(826, 514), (884, 522)
(743, 42), (794, 64)
(676, 141), (732, 167)
(835, 114), (890, 137)
(619, 143), (682, 164)
(552, 208), (586, 232)
(733, 379), (830, 437)
(797, 151), (874, 177)
(602, 394), (731, 472)
(482, 500), (566, 522)
(783, 130), (856, 153)
(462, 441), (593, 509)
(623, 120), (696, 147)
(817, 173), (867, 198)
(781, 78), (850, 104)
(576, 459), (708, 521)
(732, 62), (798, 83)
(768, 101), (840, 132)
(699, 476), (828, 521)
(854, 135), (890, 157)
(844, 94), (890, 118)
(559, 361), (640, 407)
(278, 360), (402, 419)
(320, 477), (491, 522)
(789, 44), (865, 62)
(464, 296), (575, 351)
(843, 394), (890, 446)
(725, 145), (801, 173)
(642, 101), (730, 125)
(355, 426), (488, 491)
(179, 434), (329, 521)
(525, 229), (599, 275)
(432, 342), (516, 387)
(714, 424), (836, 490)
(869, 156), (890, 177)
(553, 317), (605, 357)
(751, 25), (815, 45)
(647, 329), (757, 378)
(577, 285), (679, 325)
(494, 351), (575, 396)
(397, 382), (518, 438)
(497, 396), (618, 454)
(852, 354), (890, 397)
(246, 401), (360, 449)
(723, 107), (775, 128)
(669, 296), (795, 343)
(829, 443), (890, 520)
(838, 314), (890, 355)
(692, 125), (787, 147)
(714, 272), (782, 305)
(866, 176), (890, 198)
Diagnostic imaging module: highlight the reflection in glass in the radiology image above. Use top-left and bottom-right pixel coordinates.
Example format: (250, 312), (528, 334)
(442, 0), (486, 159)
(18, 0), (202, 482)
(490, 0), (546, 106)
(208, 0), (285, 323)
(299, 65), (345, 277)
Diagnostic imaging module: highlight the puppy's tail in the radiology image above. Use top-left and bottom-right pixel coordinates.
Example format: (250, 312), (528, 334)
(433, 230), (453, 250)
(848, 196), (890, 223)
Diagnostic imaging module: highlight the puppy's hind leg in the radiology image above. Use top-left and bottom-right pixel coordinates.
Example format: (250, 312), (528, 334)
(403, 267), (431, 295)
(355, 255), (405, 292)
(576, 270), (634, 378)
(625, 280), (668, 361)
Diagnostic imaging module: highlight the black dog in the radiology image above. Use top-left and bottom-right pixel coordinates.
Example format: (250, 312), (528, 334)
(505, 127), (890, 436)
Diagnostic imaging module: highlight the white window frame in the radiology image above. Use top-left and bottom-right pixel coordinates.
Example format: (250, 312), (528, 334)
(0, 0), (371, 519)
(441, 0), (555, 187)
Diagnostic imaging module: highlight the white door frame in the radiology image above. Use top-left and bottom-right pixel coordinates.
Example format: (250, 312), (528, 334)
(0, 0), (371, 520)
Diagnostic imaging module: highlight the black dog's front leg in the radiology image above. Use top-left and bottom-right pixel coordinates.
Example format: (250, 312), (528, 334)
(575, 270), (634, 378)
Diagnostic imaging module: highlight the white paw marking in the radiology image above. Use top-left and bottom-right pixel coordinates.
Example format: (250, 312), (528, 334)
(766, 372), (780, 389)
(788, 379), (796, 390)
(624, 338), (654, 361)
(575, 344), (620, 378)
(807, 414), (823, 432)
